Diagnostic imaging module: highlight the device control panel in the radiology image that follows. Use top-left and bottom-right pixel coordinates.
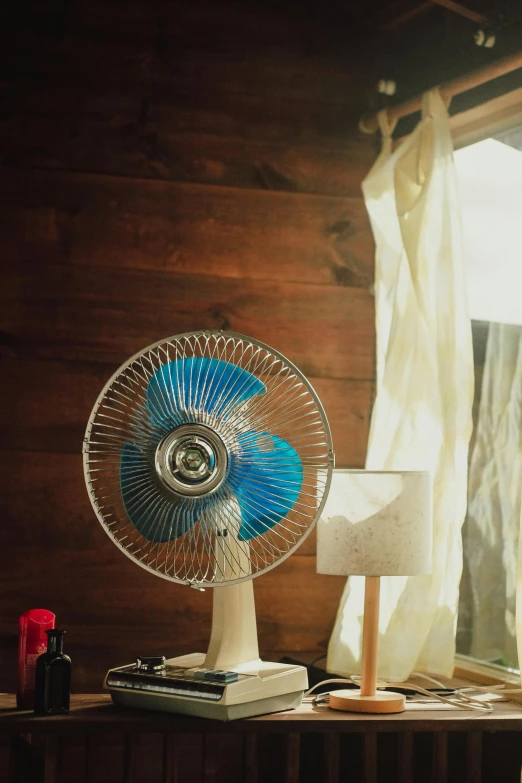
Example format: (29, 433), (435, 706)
(106, 659), (244, 702)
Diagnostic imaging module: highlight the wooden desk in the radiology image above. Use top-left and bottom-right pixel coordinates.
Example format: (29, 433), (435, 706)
(1, 693), (522, 782)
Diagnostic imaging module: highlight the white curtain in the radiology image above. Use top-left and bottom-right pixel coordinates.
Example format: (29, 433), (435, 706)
(467, 323), (522, 666)
(327, 90), (474, 680)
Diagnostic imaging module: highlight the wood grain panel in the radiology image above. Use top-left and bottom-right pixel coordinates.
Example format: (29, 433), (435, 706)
(162, 734), (181, 783)
(1, 130), (372, 199)
(324, 733), (340, 782)
(363, 732), (377, 783)
(6, 8), (367, 106)
(1, 168), (373, 287)
(1, 95), (374, 196)
(4, 81), (372, 150)
(465, 732), (482, 783)
(123, 735), (138, 783)
(433, 732), (448, 783)
(0, 358), (372, 466)
(244, 735), (259, 783)
(397, 732), (414, 783)
(1, 261), (374, 380)
(284, 733), (300, 783)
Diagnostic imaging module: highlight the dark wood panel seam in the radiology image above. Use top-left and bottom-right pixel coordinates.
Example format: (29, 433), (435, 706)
(0, 163), (369, 206)
(3, 263), (374, 299)
(4, 73), (369, 112)
(1, 121), (373, 158)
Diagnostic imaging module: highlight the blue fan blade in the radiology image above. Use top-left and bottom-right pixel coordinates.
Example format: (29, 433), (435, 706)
(121, 359), (276, 543)
(120, 443), (198, 542)
(229, 432), (303, 541)
(147, 358), (266, 426)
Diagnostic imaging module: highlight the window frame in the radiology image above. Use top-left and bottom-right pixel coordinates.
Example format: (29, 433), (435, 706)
(451, 92), (522, 685)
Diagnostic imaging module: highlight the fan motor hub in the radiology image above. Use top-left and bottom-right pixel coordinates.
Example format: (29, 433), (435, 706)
(155, 424), (228, 497)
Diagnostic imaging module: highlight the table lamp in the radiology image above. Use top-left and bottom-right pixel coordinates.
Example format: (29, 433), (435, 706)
(317, 469), (432, 713)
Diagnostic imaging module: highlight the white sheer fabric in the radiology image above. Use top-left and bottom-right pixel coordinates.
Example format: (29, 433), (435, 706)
(467, 323), (522, 666)
(327, 90), (474, 680)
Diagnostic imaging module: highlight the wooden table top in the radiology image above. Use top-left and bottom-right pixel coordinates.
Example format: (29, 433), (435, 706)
(2, 693), (522, 734)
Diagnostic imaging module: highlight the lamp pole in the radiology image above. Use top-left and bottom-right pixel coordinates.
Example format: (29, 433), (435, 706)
(360, 576), (380, 698)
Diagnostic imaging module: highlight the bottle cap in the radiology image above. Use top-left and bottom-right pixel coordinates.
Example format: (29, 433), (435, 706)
(21, 609), (56, 626)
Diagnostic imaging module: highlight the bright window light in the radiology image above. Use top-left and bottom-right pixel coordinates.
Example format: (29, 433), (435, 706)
(455, 139), (522, 325)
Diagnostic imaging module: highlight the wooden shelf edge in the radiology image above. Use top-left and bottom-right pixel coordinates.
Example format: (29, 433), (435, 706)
(1, 692), (522, 734)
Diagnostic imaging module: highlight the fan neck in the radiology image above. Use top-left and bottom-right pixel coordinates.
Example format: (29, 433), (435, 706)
(205, 580), (260, 670)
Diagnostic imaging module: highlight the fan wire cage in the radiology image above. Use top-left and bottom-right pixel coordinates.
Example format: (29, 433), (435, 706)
(84, 331), (333, 587)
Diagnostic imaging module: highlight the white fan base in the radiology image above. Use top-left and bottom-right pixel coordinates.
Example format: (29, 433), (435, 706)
(107, 653), (308, 721)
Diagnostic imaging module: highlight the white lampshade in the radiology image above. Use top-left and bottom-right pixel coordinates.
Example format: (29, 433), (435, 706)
(317, 470), (432, 577)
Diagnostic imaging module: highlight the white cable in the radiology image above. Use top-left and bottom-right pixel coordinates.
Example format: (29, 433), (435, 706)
(362, 672), (493, 713)
(460, 684), (522, 695)
(410, 671), (448, 689)
(304, 678), (359, 699)
(413, 670), (522, 698)
(402, 682), (493, 713)
(304, 674), (494, 713)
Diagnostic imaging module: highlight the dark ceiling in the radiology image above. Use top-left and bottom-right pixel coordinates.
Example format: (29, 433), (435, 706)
(350, 0), (521, 32)
(5, 0), (521, 130)
(252, 0), (522, 121)
(343, 0), (522, 132)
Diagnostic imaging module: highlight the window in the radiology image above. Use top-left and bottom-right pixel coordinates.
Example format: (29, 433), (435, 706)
(455, 129), (522, 671)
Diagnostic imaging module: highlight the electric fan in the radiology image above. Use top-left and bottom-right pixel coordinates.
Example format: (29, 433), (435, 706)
(83, 330), (333, 720)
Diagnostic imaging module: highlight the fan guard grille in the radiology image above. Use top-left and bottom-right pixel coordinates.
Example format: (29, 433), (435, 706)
(83, 331), (333, 587)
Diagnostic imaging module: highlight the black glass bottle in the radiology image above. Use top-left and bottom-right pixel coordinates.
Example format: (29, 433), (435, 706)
(34, 629), (71, 715)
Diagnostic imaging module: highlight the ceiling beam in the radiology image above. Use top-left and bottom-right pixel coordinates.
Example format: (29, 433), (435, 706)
(430, 0), (488, 25)
(375, 0), (433, 32)
(375, 0), (489, 32)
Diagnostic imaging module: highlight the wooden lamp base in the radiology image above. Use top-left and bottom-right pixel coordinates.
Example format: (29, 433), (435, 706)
(328, 577), (406, 715)
(329, 689), (406, 714)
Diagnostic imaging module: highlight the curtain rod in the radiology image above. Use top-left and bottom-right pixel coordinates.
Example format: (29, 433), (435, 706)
(359, 51), (522, 134)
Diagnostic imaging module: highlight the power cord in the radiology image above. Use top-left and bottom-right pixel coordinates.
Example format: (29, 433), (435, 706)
(412, 671), (522, 702)
(303, 671), (509, 713)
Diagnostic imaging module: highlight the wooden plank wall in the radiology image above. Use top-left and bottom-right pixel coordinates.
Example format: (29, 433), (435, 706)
(0, 0), (376, 691)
